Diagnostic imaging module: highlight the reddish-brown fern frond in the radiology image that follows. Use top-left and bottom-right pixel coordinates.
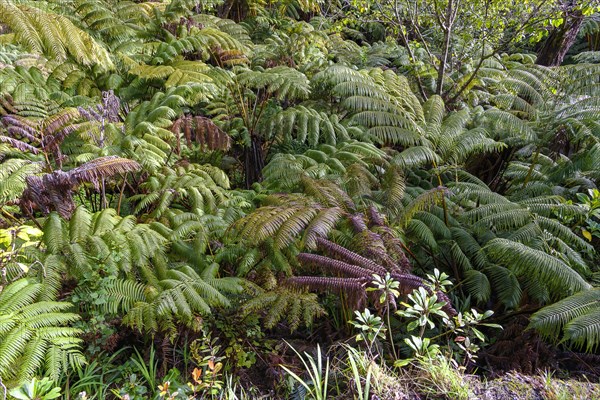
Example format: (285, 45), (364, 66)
(297, 253), (373, 278)
(20, 156), (140, 218)
(315, 237), (387, 275)
(171, 116), (231, 154)
(292, 240), (457, 316)
(287, 276), (368, 309)
(212, 47), (248, 66)
(368, 206), (411, 271)
(0, 135), (39, 153)
(0, 95), (17, 115)
(347, 212), (402, 273)
(69, 156), (140, 188)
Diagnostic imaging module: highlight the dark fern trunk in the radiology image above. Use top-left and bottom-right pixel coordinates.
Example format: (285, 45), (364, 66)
(536, 9), (584, 67)
(244, 134), (264, 189)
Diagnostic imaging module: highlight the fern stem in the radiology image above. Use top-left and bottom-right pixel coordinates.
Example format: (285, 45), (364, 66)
(431, 158), (449, 226)
(522, 148), (540, 189)
(101, 178), (107, 210)
(117, 173), (128, 215)
(386, 307), (398, 360)
(0, 207), (21, 224)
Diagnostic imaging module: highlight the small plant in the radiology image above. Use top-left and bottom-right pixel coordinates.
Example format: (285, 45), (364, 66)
(368, 273), (400, 305)
(367, 273), (400, 358)
(0, 225), (43, 283)
(397, 286), (450, 338)
(130, 346), (160, 396)
(349, 308), (387, 347)
(280, 343), (329, 400)
(411, 356), (474, 400)
(186, 363), (223, 397)
(577, 188), (600, 241)
(344, 345), (372, 400)
(8, 377), (61, 400)
(111, 374), (148, 400)
(188, 330), (225, 396)
(444, 309), (502, 365)
(394, 281), (501, 368)
(425, 268), (453, 293)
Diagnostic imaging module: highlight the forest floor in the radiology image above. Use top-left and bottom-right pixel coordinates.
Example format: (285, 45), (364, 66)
(472, 373), (600, 400)
(298, 314), (600, 400)
(367, 372), (600, 400)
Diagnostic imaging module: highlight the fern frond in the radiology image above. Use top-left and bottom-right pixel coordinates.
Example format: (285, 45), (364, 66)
(241, 287), (325, 331)
(0, 2), (113, 70)
(530, 288), (600, 352)
(485, 238), (590, 298)
(0, 279), (83, 385)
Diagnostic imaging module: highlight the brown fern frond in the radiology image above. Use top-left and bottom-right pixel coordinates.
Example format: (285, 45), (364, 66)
(349, 213), (368, 232)
(42, 109), (80, 144)
(302, 207), (343, 249)
(171, 116), (231, 153)
(287, 276), (368, 308)
(292, 239), (456, 316)
(21, 173), (74, 218)
(315, 237), (387, 275)
(20, 156), (140, 218)
(353, 229), (403, 274)
(0, 135), (39, 153)
(367, 207), (411, 271)
(301, 176), (356, 212)
(213, 47), (248, 66)
(2, 108), (81, 168)
(0, 95), (17, 115)
(68, 156), (141, 187)
(3, 115), (38, 143)
(337, 212), (407, 273)
(297, 253), (373, 278)
(367, 205), (385, 226)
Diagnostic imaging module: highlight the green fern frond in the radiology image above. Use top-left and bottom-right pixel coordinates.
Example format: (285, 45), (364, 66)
(463, 269), (491, 304)
(485, 238), (590, 298)
(236, 66), (310, 100)
(0, 1), (113, 70)
(530, 288), (600, 352)
(483, 265), (521, 309)
(241, 287), (325, 332)
(0, 279), (84, 385)
(0, 159), (42, 205)
(563, 310), (600, 353)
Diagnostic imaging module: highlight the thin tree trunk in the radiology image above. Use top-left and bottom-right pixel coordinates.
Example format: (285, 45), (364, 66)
(536, 9), (584, 66)
(436, 0), (457, 95)
(244, 134), (264, 189)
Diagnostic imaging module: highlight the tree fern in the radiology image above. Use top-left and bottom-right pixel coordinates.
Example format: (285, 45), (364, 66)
(235, 65), (310, 100)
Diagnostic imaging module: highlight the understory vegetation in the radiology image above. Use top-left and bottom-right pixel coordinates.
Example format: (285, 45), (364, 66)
(1, 0), (600, 398)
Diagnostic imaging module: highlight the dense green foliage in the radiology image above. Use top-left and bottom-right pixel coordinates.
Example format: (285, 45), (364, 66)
(0, 0), (599, 398)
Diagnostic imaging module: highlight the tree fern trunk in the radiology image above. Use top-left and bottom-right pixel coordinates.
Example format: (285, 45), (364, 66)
(536, 8), (584, 66)
(244, 134), (264, 188)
